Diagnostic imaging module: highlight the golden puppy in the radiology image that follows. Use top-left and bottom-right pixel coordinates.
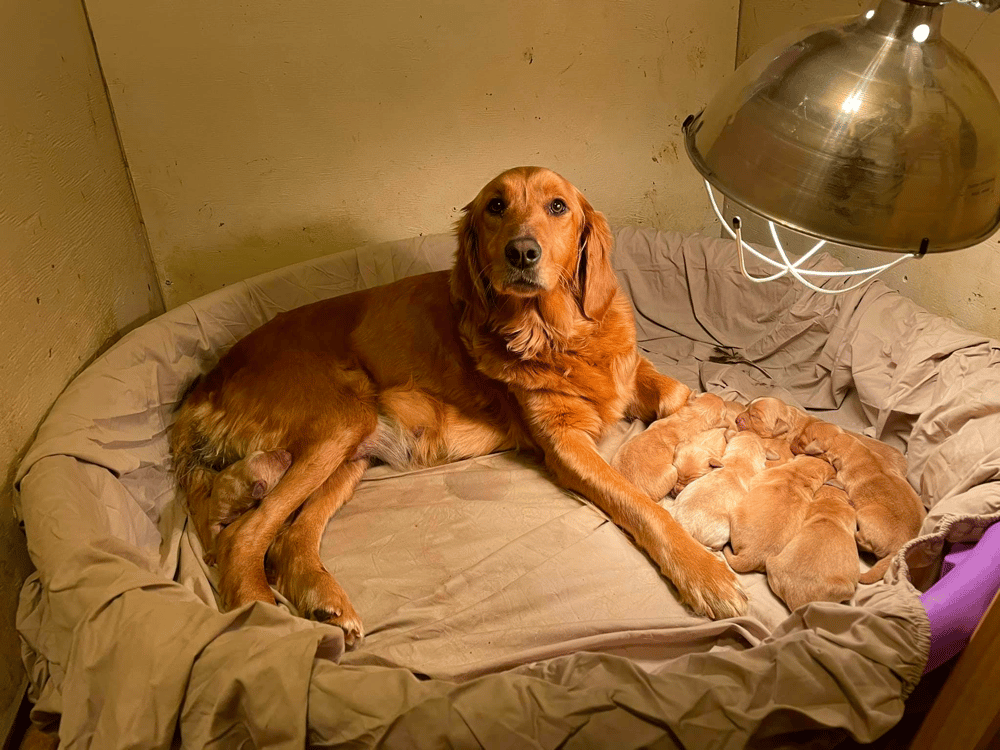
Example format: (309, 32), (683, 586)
(740, 397), (908, 475)
(203, 449), (292, 564)
(722, 399), (746, 430)
(724, 455), (836, 573)
(612, 392), (738, 500)
(766, 484), (859, 610)
(735, 397), (815, 439)
(761, 437), (794, 467)
(792, 421), (924, 583)
(671, 432), (770, 550)
(672, 427), (729, 493)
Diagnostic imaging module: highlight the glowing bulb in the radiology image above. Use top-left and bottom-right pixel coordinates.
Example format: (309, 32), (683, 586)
(865, 9), (875, 19)
(913, 23), (930, 42)
(842, 94), (863, 114)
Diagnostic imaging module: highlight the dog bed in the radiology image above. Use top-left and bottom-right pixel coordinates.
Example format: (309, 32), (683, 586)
(15, 227), (1000, 748)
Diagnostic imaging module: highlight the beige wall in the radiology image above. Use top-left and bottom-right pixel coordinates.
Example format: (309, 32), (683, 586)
(84, 0), (739, 307)
(735, 0), (1000, 338)
(0, 0), (164, 732)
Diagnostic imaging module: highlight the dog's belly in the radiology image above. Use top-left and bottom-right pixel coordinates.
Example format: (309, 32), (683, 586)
(352, 396), (519, 470)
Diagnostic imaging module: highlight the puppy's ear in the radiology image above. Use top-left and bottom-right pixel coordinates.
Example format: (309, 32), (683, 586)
(450, 200), (491, 309)
(576, 191), (616, 320)
(771, 416), (790, 437)
(708, 457), (724, 469)
(796, 439), (824, 456)
(764, 448), (781, 462)
(251, 480), (266, 500)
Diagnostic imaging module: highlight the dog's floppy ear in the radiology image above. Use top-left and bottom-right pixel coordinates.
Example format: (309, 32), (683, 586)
(770, 416), (790, 437)
(576, 191), (616, 320)
(450, 200), (491, 309)
(251, 480), (266, 500)
(794, 437), (824, 456)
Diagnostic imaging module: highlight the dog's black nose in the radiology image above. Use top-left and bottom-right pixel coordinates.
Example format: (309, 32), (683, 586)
(504, 237), (542, 269)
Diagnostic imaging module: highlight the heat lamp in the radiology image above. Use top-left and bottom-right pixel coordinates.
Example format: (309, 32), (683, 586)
(683, 0), (1000, 293)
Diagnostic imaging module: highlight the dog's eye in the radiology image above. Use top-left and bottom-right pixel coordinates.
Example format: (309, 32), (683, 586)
(549, 199), (567, 215)
(486, 198), (505, 215)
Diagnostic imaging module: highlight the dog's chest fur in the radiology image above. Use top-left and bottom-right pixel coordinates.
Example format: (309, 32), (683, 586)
(461, 292), (640, 436)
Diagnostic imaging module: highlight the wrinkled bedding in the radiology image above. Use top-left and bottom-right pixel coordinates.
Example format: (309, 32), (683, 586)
(14, 228), (1000, 748)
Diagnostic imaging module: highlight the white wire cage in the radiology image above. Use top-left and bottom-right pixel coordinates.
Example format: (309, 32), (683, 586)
(705, 181), (916, 295)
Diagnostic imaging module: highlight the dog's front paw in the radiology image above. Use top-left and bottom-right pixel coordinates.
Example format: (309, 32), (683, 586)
(672, 546), (748, 620)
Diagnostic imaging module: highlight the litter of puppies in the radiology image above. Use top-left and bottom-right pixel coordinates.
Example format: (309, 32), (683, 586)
(612, 393), (926, 612)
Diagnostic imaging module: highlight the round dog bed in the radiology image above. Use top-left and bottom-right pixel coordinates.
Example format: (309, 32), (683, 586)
(16, 227), (1000, 747)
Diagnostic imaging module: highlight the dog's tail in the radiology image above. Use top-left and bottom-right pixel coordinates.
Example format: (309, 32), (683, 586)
(170, 391), (235, 546)
(858, 553), (894, 584)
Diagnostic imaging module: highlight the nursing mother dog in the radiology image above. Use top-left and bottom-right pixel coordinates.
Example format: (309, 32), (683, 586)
(171, 166), (747, 646)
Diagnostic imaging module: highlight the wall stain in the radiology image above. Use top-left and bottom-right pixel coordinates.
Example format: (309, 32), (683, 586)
(687, 44), (706, 71)
(651, 141), (679, 164)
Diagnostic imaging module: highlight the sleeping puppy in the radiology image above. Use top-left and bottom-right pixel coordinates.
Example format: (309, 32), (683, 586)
(766, 484), (859, 610)
(671, 432), (770, 550)
(738, 397), (908, 475)
(724, 455), (836, 574)
(761, 437), (794, 467)
(204, 449), (292, 565)
(735, 397), (816, 440)
(612, 392), (739, 500)
(672, 427), (729, 493)
(792, 421), (924, 584)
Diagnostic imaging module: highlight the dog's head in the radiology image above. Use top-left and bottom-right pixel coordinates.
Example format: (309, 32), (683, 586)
(451, 166), (615, 321)
(791, 454), (837, 484)
(790, 420), (843, 457)
(735, 397), (793, 437)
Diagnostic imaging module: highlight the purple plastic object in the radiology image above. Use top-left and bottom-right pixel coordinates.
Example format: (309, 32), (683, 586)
(920, 521), (1000, 673)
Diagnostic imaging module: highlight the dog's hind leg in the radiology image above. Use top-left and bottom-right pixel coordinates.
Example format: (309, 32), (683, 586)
(214, 429), (366, 611)
(266, 457), (369, 648)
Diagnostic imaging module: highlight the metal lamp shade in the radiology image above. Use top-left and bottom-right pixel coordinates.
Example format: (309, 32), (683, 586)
(683, 0), (1000, 253)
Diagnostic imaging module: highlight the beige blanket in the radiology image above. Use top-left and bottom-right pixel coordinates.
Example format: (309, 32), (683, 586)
(15, 228), (1000, 748)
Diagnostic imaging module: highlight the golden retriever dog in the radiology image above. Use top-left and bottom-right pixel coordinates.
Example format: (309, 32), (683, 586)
(738, 397), (908, 475)
(170, 167), (747, 645)
(766, 484), (859, 610)
(611, 392), (739, 500)
(792, 420), (924, 584)
(201, 449), (292, 565)
(671, 432), (770, 550)
(724, 455), (836, 574)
